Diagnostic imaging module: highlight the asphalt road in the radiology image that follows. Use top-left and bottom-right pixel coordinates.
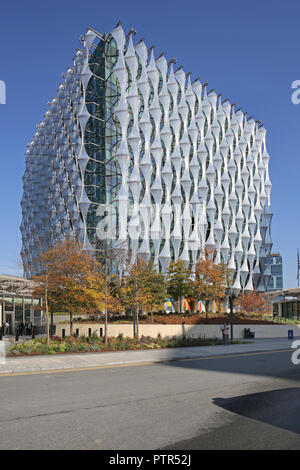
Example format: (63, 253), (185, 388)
(0, 349), (299, 450)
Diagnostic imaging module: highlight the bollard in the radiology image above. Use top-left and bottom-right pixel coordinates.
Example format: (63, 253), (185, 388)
(49, 324), (56, 336)
(31, 326), (35, 339)
(0, 327), (2, 341)
(15, 328), (19, 342)
(76, 328), (79, 337)
(99, 328), (103, 337)
(62, 329), (65, 339)
(88, 328), (92, 338)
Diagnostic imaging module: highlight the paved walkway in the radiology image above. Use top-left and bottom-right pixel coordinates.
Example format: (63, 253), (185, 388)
(0, 337), (296, 375)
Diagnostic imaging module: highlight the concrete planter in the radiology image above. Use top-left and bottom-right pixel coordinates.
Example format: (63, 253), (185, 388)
(54, 323), (300, 340)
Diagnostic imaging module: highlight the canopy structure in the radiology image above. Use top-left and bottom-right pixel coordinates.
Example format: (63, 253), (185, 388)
(0, 275), (37, 298)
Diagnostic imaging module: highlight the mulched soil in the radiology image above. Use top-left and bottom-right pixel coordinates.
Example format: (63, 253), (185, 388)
(70, 315), (276, 325)
(150, 315), (276, 325)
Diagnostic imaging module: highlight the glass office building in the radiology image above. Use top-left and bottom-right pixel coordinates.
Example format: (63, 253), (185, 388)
(266, 252), (283, 291)
(0, 275), (43, 334)
(21, 23), (273, 293)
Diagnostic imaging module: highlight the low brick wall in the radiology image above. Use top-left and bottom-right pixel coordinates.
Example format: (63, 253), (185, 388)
(54, 323), (300, 340)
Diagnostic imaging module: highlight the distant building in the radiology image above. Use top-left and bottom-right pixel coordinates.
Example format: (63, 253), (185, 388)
(267, 252), (283, 291)
(272, 286), (300, 320)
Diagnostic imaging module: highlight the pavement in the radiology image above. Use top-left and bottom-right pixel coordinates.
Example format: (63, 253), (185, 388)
(0, 337), (296, 375)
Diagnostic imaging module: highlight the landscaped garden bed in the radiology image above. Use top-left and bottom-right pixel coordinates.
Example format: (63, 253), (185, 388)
(66, 313), (277, 325)
(7, 334), (244, 357)
(150, 314), (276, 325)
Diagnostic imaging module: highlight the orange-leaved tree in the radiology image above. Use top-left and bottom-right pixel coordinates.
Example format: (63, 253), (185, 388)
(33, 239), (95, 338)
(191, 249), (230, 317)
(119, 257), (154, 337)
(87, 241), (126, 344)
(237, 290), (272, 318)
(85, 258), (122, 345)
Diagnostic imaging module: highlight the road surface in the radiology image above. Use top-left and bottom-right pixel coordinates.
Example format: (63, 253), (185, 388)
(0, 349), (299, 449)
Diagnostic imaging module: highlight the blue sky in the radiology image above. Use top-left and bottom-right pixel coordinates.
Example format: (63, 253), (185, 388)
(0, 0), (299, 286)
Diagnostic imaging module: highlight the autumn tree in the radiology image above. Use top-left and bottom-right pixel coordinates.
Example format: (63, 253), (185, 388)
(86, 245), (125, 344)
(191, 250), (230, 317)
(32, 252), (62, 345)
(119, 257), (154, 337)
(143, 261), (167, 322)
(166, 259), (192, 313)
(33, 239), (94, 337)
(237, 290), (272, 318)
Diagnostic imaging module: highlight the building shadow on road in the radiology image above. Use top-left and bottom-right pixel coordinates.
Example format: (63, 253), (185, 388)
(158, 321), (300, 382)
(163, 387), (300, 450)
(213, 387), (300, 435)
(160, 338), (300, 448)
(164, 346), (300, 382)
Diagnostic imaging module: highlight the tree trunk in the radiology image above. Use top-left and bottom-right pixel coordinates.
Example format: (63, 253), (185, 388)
(45, 302), (50, 346)
(45, 272), (50, 346)
(104, 275), (108, 344)
(151, 311), (153, 323)
(179, 296), (182, 314)
(104, 310), (108, 345)
(70, 312), (73, 336)
(136, 309), (139, 338)
(133, 308), (136, 338)
(205, 300), (209, 319)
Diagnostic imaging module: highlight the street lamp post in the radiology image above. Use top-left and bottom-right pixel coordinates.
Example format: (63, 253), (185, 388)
(225, 259), (236, 342)
(229, 292), (234, 341)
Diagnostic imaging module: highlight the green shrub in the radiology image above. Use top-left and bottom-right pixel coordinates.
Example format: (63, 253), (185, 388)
(8, 333), (228, 356)
(273, 318), (300, 325)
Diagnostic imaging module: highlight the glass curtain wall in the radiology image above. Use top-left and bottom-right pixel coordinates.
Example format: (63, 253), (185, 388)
(1, 296), (42, 333)
(85, 34), (121, 253)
